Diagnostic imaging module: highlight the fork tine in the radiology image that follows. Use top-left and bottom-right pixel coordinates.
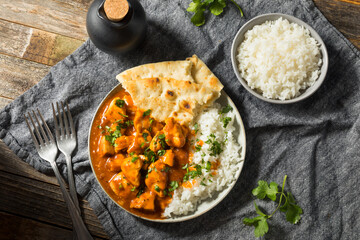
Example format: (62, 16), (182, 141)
(56, 102), (64, 137)
(24, 114), (40, 150)
(28, 112), (44, 146)
(61, 101), (70, 137)
(33, 110), (49, 144)
(37, 108), (55, 142)
(52, 103), (60, 140)
(65, 101), (75, 136)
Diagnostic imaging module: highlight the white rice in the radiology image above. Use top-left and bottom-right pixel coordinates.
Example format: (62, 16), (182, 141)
(163, 103), (242, 217)
(236, 18), (322, 100)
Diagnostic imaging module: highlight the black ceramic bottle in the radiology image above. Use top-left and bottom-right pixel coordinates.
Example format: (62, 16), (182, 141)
(86, 0), (146, 55)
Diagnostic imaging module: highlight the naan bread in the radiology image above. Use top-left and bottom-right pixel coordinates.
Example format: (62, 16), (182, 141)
(117, 60), (194, 83)
(116, 55), (224, 124)
(119, 77), (217, 124)
(186, 55), (223, 94)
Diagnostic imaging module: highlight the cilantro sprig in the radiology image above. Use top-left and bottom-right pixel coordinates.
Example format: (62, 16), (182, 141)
(243, 175), (303, 238)
(187, 0), (243, 27)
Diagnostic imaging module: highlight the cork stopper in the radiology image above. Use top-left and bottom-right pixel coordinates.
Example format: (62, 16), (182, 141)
(104, 0), (129, 22)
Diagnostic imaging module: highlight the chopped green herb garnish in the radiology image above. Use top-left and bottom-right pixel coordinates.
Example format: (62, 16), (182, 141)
(149, 118), (154, 125)
(129, 152), (134, 156)
(220, 104), (233, 114)
(182, 163), (189, 170)
(194, 123), (199, 134)
(195, 144), (202, 152)
(222, 117), (232, 128)
(206, 134), (223, 156)
(105, 126), (111, 132)
(168, 181), (179, 192)
(119, 112), (128, 118)
(131, 186), (136, 192)
(206, 161), (211, 171)
(140, 142), (145, 148)
(119, 184), (123, 189)
(154, 185), (160, 192)
(200, 180), (207, 186)
(131, 156), (139, 162)
(115, 99), (125, 108)
(97, 125), (102, 129)
(142, 132), (149, 139)
(158, 134), (165, 139)
(143, 109), (151, 117)
(157, 149), (166, 156)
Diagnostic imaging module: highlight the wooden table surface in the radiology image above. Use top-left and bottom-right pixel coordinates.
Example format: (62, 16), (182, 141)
(0, 0), (359, 239)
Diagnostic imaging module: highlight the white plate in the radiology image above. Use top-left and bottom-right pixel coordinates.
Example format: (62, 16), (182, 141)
(88, 84), (246, 222)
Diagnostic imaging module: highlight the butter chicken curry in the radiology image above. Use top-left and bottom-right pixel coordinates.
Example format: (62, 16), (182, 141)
(90, 89), (193, 219)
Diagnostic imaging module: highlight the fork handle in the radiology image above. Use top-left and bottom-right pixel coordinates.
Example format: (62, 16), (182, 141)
(65, 154), (80, 212)
(50, 161), (93, 240)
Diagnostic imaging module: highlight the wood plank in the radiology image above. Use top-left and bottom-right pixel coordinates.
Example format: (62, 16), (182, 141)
(0, 54), (49, 100)
(0, 170), (109, 239)
(0, 140), (58, 185)
(0, 0), (91, 40)
(0, 19), (83, 66)
(314, 0), (360, 49)
(0, 211), (106, 240)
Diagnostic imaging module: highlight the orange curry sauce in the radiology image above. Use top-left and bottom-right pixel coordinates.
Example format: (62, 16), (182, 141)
(90, 89), (193, 219)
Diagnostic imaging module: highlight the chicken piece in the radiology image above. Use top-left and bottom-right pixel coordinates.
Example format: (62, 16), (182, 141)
(114, 135), (134, 153)
(173, 148), (189, 167)
(150, 121), (164, 136)
(104, 97), (128, 122)
(134, 110), (151, 132)
(106, 154), (126, 172)
(98, 136), (115, 157)
(123, 94), (137, 113)
(139, 155), (150, 170)
(121, 155), (143, 187)
(159, 149), (175, 167)
(109, 172), (137, 200)
(130, 190), (156, 211)
(164, 118), (187, 148)
(145, 161), (168, 197)
(149, 131), (166, 152)
(127, 130), (152, 154)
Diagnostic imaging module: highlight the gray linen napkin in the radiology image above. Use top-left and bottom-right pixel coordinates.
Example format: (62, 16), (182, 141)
(1, 0), (359, 239)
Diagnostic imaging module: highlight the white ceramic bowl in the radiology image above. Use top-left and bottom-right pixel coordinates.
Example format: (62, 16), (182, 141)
(231, 13), (329, 104)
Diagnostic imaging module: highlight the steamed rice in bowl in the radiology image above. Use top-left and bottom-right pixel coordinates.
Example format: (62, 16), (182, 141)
(236, 17), (322, 101)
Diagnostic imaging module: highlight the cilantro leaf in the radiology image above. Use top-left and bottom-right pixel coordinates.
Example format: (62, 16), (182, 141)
(280, 192), (303, 224)
(252, 180), (268, 199)
(191, 7), (206, 26)
(243, 216), (269, 238)
(244, 175), (302, 237)
(187, 0), (243, 26)
(254, 201), (267, 217)
(209, 0), (226, 16)
(252, 180), (279, 201)
(267, 182), (279, 201)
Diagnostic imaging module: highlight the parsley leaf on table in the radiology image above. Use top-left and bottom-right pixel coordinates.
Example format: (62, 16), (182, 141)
(187, 0), (243, 26)
(244, 175), (303, 238)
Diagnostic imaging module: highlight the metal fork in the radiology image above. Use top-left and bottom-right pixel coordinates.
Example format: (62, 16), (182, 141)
(25, 110), (93, 240)
(52, 101), (80, 212)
